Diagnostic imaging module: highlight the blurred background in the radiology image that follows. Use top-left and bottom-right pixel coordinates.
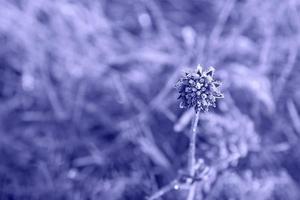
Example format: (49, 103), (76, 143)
(0, 0), (300, 199)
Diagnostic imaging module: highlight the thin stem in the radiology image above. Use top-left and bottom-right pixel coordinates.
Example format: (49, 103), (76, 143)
(147, 111), (200, 200)
(189, 111), (200, 176)
(147, 179), (179, 200)
(187, 111), (200, 200)
(187, 183), (197, 200)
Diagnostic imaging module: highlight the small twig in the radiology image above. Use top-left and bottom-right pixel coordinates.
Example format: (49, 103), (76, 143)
(147, 179), (179, 200)
(287, 99), (300, 135)
(206, 0), (236, 65)
(275, 42), (298, 100)
(187, 183), (197, 200)
(275, 0), (299, 100)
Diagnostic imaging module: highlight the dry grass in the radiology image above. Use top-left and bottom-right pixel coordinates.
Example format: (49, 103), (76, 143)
(0, 0), (300, 199)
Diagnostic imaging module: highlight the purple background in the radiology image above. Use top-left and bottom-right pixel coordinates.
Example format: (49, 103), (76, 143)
(0, 0), (300, 199)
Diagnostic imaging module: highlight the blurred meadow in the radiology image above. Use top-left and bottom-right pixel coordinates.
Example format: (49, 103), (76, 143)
(0, 0), (300, 199)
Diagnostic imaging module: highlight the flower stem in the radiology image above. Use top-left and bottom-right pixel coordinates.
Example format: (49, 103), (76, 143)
(187, 111), (200, 200)
(147, 179), (179, 200)
(189, 111), (200, 176)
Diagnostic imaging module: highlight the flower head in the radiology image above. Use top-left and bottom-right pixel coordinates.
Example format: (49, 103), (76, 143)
(176, 65), (224, 112)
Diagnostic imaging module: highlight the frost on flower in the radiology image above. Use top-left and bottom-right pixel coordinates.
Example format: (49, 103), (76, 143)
(176, 65), (224, 112)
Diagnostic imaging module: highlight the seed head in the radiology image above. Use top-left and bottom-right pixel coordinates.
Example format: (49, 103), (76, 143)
(176, 65), (224, 112)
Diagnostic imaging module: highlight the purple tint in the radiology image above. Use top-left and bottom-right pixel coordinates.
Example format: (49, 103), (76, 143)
(0, 0), (300, 199)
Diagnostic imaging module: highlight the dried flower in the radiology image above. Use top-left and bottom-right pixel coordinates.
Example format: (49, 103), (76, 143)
(176, 65), (223, 112)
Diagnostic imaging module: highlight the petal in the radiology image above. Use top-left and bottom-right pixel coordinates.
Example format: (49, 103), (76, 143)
(214, 93), (224, 98)
(179, 102), (186, 108)
(212, 81), (221, 87)
(205, 67), (215, 77)
(196, 65), (203, 76)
